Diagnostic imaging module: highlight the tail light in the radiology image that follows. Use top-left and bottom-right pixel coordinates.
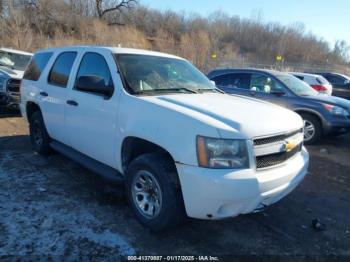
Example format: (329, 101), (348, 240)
(311, 85), (327, 91)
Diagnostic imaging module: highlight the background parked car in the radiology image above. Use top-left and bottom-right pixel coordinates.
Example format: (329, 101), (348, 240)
(290, 72), (332, 95)
(309, 72), (350, 100)
(0, 48), (33, 109)
(208, 68), (350, 144)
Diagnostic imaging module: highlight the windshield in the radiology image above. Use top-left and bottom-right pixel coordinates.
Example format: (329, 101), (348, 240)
(115, 54), (214, 95)
(0, 51), (32, 71)
(276, 74), (318, 96)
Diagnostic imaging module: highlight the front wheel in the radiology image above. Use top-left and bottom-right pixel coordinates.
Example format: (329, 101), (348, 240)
(301, 114), (322, 145)
(125, 153), (185, 231)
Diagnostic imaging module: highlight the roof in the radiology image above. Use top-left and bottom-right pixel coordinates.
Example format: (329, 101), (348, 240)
(0, 48), (33, 56)
(35, 45), (184, 60)
(289, 72), (320, 77)
(207, 68), (289, 79)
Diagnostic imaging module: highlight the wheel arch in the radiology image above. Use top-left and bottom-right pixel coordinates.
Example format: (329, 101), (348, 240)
(121, 136), (180, 185)
(294, 108), (324, 128)
(26, 101), (41, 121)
(121, 136), (175, 170)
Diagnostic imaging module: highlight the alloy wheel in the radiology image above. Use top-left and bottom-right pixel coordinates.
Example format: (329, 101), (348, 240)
(131, 170), (163, 219)
(304, 120), (315, 142)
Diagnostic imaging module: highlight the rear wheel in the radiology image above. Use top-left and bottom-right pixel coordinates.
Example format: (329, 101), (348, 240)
(29, 111), (51, 155)
(301, 113), (322, 145)
(125, 153), (185, 231)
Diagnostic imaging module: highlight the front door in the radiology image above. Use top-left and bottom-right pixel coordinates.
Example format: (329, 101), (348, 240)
(65, 51), (119, 168)
(247, 73), (291, 109)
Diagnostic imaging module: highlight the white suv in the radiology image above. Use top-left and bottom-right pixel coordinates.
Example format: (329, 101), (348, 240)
(20, 46), (309, 231)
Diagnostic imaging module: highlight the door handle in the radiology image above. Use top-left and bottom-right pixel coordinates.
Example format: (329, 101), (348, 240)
(39, 91), (48, 97)
(66, 100), (79, 106)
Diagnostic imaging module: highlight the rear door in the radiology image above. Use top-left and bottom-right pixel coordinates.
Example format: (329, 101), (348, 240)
(30, 51), (77, 144)
(65, 50), (119, 168)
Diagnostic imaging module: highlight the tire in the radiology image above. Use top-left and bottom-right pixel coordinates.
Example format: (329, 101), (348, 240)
(125, 153), (185, 231)
(300, 113), (322, 145)
(29, 111), (51, 155)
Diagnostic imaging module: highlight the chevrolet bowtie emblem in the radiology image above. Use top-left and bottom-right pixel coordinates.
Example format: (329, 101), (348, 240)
(282, 140), (296, 152)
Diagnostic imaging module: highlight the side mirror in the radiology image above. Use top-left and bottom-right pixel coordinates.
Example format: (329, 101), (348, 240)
(76, 76), (113, 97)
(210, 80), (216, 86)
(344, 79), (350, 85)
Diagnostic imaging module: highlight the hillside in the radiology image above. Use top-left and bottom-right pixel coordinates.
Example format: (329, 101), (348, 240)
(0, 0), (349, 73)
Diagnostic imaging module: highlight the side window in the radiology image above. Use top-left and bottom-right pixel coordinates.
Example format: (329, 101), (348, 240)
(212, 73), (251, 89)
(23, 52), (53, 81)
(294, 75), (304, 81)
(48, 52), (77, 87)
(250, 74), (284, 93)
(325, 75), (345, 85)
(212, 74), (234, 87)
(75, 52), (114, 95)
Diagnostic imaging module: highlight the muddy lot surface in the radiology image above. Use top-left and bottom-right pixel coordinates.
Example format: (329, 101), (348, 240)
(0, 107), (350, 259)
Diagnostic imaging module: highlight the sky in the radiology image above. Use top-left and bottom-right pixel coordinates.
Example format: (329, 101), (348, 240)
(141, 0), (350, 48)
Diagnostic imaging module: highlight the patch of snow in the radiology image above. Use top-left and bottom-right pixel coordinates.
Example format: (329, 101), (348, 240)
(77, 228), (136, 256)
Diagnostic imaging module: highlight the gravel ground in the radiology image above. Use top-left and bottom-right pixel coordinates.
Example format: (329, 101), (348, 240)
(0, 107), (349, 260)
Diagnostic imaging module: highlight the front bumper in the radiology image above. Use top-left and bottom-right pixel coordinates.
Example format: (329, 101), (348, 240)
(0, 92), (20, 108)
(176, 147), (309, 219)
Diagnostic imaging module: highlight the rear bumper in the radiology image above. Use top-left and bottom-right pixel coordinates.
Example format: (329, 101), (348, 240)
(176, 147), (309, 219)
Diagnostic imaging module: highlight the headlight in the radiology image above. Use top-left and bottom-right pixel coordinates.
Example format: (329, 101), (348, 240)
(322, 103), (349, 117)
(196, 136), (250, 169)
(0, 77), (6, 92)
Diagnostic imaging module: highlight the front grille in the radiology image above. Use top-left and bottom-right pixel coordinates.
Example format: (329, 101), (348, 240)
(256, 144), (302, 169)
(6, 79), (21, 93)
(253, 129), (302, 146)
(253, 129), (303, 169)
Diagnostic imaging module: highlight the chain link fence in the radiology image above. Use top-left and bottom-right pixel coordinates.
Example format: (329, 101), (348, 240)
(215, 59), (350, 75)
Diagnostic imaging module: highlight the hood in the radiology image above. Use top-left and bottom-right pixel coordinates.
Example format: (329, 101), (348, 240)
(145, 93), (303, 139)
(0, 66), (24, 79)
(306, 95), (350, 109)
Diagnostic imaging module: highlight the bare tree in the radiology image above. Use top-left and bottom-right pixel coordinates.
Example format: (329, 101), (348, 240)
(0, 0), (349, 70)
(334, 40), (350, 62)
(95, 0), (137, 19)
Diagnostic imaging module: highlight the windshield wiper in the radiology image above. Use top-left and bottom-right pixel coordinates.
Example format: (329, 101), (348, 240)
(197, 88), (225, 94)
(136, 88), (198, 94)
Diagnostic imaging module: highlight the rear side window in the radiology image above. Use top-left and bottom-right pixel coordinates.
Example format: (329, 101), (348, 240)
(23, 52), (53, 81)
(48, 52), (77, 87)
(294, 75), (304, 81)
(212, 74), (234, 87)
(212, 73), (251, 89)
(316, 76), (328, 85)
